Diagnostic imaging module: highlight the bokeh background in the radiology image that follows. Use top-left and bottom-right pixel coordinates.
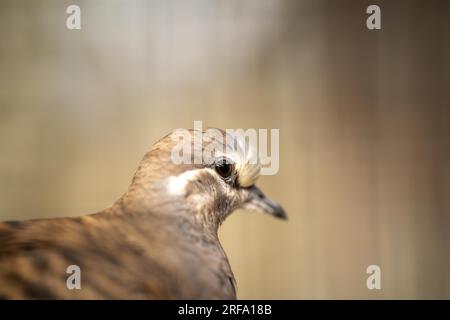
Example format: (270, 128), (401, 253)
(0, 0), (449, 299)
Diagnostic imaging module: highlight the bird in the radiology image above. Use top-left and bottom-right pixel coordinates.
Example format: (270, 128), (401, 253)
(0, 128), (286, 299)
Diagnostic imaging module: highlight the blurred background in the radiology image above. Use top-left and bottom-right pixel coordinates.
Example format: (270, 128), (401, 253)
(0, 0), (449, 299)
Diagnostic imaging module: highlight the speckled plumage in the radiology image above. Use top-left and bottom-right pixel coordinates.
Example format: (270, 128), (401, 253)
(0, 129), (285, 299)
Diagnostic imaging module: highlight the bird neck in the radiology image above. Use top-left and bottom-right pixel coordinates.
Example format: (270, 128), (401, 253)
(111, 189), (223, 239)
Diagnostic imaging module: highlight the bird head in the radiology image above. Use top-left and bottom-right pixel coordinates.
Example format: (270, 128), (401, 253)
(123, 128), (286, 230)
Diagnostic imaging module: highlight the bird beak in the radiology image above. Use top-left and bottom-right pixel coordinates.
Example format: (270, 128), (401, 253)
(242, 185), (287, 220)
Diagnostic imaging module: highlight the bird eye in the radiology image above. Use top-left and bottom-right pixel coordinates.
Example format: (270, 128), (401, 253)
(214, 157), (234, 179)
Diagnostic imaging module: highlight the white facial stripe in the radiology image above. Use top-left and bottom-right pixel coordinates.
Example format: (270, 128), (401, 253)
(166, 169), (202, 195)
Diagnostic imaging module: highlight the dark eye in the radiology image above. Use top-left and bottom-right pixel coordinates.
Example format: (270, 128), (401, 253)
(214, 157), (234, 179)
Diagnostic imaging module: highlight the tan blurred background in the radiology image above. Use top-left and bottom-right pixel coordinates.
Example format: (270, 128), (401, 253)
(0, 0), (449, 299)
